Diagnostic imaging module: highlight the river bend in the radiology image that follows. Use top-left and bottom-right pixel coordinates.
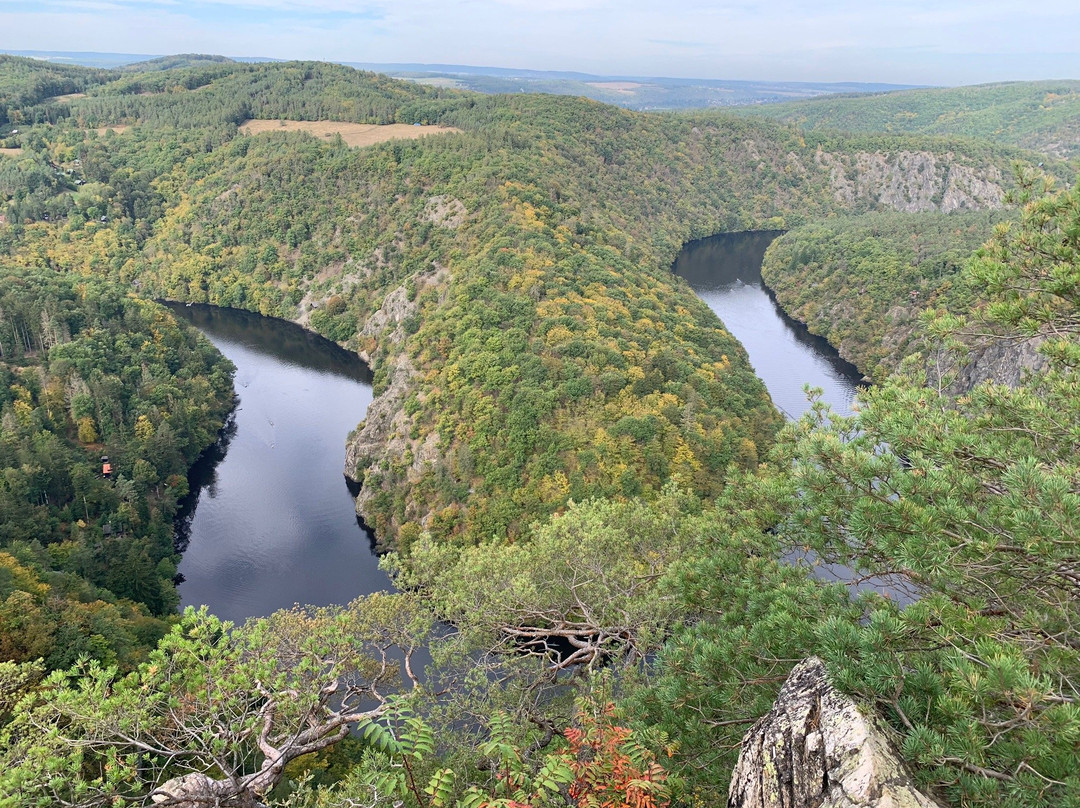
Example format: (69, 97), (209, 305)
(169, 304), (385, 624)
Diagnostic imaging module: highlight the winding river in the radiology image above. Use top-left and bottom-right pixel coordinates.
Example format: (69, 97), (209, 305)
(675, 232), (916, 601)
(672, 230), (862, 419)
(168, 304), (386, 624)
(169, 232), (867, 621)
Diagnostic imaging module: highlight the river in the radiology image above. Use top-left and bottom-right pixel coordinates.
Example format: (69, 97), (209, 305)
(168, 304), (387, 624)
(168, 232), (869, 622)
(674, 232), (917, 602)
(672, 230), (862, 419)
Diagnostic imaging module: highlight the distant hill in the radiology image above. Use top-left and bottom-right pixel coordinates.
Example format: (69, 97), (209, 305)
(734, 80), (1080, 160)
(1, 49), (280, 69)
(0, 53), (113, 126)
(1, 49), (156, 69)
(117, 53), (236, 73)
(346, 62), (919, 110)
(0, 50), (918, 110)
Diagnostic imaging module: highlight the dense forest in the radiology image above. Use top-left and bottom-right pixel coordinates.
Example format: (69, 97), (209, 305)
(0, 267), (234, 669)
(0, 53), (1078, 808)
(759, 209), (1012, 379)
(0, 54), (113, 127)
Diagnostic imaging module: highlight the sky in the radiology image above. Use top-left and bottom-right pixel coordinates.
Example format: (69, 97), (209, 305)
(2, 0), (1079, 86)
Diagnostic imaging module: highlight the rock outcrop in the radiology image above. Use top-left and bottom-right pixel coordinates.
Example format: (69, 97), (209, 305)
(728, 658), (944, 808)
(950, 336), (1047, 391)
(344, 350), (417, 484)
(343, 266), (450, 536)
(816, 149), (1005, 214)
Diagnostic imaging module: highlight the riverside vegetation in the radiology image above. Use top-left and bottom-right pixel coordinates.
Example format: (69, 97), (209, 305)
(0, 54), (1078, 807)
(759, 208), (1013, 379)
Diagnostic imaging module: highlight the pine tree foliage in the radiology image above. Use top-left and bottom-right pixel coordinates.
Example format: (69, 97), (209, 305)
(640, 180), (1080, 808)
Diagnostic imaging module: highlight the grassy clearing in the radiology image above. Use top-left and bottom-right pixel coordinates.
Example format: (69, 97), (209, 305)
(238, 119), (460, 147)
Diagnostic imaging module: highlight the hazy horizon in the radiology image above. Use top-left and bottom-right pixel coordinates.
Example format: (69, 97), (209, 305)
(3, 1), (1078, 87)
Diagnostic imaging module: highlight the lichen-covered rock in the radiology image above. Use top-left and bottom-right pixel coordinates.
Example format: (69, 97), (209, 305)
(728, 657), (944, 808)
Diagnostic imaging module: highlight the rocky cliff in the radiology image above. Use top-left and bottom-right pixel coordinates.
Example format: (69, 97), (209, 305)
(816, 149), (1005, 214)
(342, 266), (450, 539)
(729, 658), (944, 808)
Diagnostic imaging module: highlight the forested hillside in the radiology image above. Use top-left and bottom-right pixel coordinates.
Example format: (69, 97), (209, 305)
(0, 54), (112, 127)
(0, 268), (234, 669)
(735, 79), (1080, 160)
(116, 54), (236, 74)
(1, 54), (1044, 543)
(729, 80), (1079, 382)
(1, 54), (1077, 808)
(759, 209), (1011, 378)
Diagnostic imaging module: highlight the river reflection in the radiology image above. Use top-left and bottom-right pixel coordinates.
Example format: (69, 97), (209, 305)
(674, 233), (916, 603)
(168, 304), (387, 624)
(673, 230), (862, 419)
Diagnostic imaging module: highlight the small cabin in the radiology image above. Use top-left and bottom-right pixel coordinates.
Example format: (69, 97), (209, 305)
(101, 456), (112, 479)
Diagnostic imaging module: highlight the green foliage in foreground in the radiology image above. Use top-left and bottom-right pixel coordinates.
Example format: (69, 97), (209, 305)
(0, 603), (670, 808)
(760, 209), (1012, 378)
(390, 488), (704, 673)
(639, 180), (1080, 807)
(0, 267), (234, 669)
(0, 597), (432, 806)
(735, 79), (1080, 160)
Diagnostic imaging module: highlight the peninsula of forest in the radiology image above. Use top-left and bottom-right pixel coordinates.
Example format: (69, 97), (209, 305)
(0, 53), (1078, 808)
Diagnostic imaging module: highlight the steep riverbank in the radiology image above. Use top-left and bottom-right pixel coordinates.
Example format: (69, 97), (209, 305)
(673, 230), (863, 418)
(758, 211), (1051, 387)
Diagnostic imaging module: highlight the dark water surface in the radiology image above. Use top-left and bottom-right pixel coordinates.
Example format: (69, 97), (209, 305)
(673, 230), (862, 418)
(675, 233), (917, 602)
(168, 304), (386, 624)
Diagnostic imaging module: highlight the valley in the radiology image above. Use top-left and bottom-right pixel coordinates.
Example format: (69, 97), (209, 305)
(0, 52), (1078, 808)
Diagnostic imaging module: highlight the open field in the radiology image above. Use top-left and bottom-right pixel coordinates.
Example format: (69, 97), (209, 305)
(93, 125), (130, 135)
(238, 119), (461, 147)
(585, 81), (645, 94)
(0, 147), (24, 156)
